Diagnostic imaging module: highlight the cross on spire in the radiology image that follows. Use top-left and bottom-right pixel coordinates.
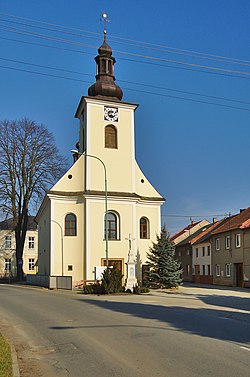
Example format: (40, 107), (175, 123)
(100, 12), (111, 37)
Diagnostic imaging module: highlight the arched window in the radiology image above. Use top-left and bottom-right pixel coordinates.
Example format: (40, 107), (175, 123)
(65, 213), (77, 236)
(140, 217), (150, 239)
(104, 212), (119, 240)
(105, 125), (117, 149)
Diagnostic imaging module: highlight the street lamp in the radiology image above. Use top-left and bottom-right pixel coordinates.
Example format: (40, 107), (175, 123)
(51, 220), (64, 276)
(71, 150), (109, 268)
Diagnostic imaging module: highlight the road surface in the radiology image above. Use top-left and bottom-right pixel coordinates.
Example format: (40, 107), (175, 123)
(0, 284), (249, 376)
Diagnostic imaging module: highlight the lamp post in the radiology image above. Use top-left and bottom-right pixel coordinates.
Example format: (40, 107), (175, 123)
(71, 150), (109, 268)
(51, 220), (64, 276)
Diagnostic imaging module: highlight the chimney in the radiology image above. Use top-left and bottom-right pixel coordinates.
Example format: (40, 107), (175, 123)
(213, 217), (218, 223)
(240, 209), (246, 213)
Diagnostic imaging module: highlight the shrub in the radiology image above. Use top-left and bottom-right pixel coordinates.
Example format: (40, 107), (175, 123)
(101, 266), (123, 294)
(133, 286), (150, 294)
(82, 284), (94, 294)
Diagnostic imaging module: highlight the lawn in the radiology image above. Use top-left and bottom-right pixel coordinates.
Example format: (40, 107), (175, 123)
(0, 333), (12, 377)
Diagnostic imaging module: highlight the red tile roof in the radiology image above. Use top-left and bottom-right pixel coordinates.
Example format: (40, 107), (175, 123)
(191, 219), (226, 244)
(212, 208), (250, 234)
(170, 221), (199, 241)
(240, 218), (250, 229)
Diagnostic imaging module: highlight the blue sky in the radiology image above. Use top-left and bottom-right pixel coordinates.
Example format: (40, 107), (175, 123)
(0, 1), (250, 234)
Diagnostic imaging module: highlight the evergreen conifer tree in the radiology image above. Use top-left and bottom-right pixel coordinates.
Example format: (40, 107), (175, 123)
(144, 226), (182, 288)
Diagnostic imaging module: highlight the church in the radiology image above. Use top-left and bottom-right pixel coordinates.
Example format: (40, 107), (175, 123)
(35, 30), (165, 288)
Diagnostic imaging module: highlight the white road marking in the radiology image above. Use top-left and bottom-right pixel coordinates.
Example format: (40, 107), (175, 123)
(240, 346), (250, 352)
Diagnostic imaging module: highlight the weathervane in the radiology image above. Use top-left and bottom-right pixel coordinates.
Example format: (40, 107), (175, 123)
(100, 12), (110, 37)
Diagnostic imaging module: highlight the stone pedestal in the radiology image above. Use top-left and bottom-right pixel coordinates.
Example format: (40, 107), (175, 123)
(125, 262), (137, 291)
(125, 233), (138, 291)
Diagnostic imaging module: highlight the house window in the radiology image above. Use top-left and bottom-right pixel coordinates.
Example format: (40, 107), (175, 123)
(196, 248), (198, 258)
(28, 258), (35, 271)
(225, 236), (230, 249)
(28, 236), (35, 249)
(5, 236), (12, 249)
(105, 212), (119, 240)
(207, 264), (211, 275)
(215, 238), (220, 251)
(140, 217), (150, 239)
(65, 213), (77, 236)
(202, 247), (205, 256)
(186, 249), (190, 256)
(68, 265), (73, 271)
(225, 263), (231, 277)
(186, 265), (191, 275)
(215, 264), (221, 277)
(202, 265), (206, 275)
(178, 251), (181, 257)
(5, 258), (11, 271)
(105, 125), (117, 148)
(207, 246), (210, 256)
(235, 234), (241, 248)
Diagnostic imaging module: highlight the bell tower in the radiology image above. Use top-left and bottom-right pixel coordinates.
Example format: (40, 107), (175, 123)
(88, 32), (123, 101)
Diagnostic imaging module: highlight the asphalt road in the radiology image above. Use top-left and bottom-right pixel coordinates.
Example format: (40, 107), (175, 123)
(0, 284), (249, 377)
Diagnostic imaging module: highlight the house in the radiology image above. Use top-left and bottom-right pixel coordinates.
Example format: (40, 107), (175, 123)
(171, 220), (210, 281)
(35, 33), (165, 288)
(0, 216), (38, 277)
(211, 208), (250, 288)
(191, 219), (226, 284)
(171, 220), (210, 245)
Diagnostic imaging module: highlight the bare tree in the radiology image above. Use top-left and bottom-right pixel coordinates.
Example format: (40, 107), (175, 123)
(0, 118), (68, 280)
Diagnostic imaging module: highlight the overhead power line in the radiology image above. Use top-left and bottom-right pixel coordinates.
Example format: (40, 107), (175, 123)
(1, 22), (250, 78)
(1, 11), (250, 68)
(1, 35), (250, 82)
(0, 64), (250, 113)
(1, 56), (250, 106)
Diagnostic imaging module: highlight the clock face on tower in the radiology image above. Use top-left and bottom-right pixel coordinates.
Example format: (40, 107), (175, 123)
(104, 107), (119, 122)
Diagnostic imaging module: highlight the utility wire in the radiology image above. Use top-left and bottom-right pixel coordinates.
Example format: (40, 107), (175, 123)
(161, 214), (229, 218)
(1, 23), (250, 78)
(1, 12), (250, 67)
(1, 35), (250, 81)
(1, 56), (250, 106)
(0, 64), (250, 112)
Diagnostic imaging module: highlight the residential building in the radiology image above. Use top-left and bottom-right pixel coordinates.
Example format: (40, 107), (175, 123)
(35, 34), (165, 288)
(191, 219), (226, 284)
(172, 220), (210, 282)
(0, 217), (38, 277)
(211, 208), (250, 287)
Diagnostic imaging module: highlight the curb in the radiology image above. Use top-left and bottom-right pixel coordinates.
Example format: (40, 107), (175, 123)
(9, 342), (20, 377)
(0, 325), (20, 377)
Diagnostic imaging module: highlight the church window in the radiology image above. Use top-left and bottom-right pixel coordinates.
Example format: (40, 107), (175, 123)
(108, 60), (112, 74)
(65, 213), (77, 236)
(104, 212), (119, 240)
(140, 217), (150, 239)
(105, 125), (117, 149)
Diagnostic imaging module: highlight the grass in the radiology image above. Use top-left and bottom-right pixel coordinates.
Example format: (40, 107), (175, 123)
(0, 333), (12, 377)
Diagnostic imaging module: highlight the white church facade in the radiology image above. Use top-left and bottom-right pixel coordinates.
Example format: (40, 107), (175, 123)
(35, 33), (165, 288)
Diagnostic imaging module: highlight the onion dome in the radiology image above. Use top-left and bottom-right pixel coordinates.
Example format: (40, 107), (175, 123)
(88, 35), (123, 101)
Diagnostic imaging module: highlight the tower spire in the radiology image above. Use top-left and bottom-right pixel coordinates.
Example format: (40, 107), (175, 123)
(88, 13), (123, 101)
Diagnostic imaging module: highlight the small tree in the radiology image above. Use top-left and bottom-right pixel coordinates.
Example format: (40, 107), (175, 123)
(101, 266), (123, 294)
(0, 118), (67, 280)
(144, 226), (182, 289)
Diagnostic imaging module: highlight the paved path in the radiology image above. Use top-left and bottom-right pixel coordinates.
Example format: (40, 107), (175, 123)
(0, 284), (249, 377)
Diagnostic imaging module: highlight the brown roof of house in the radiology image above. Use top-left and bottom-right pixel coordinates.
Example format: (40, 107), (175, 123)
(0, 216), (37, 231)
(211, 208), (250, 235)
(170, 221), (199, 241)
(176, 224), (210, 246)
(191, 219), (226, 244)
